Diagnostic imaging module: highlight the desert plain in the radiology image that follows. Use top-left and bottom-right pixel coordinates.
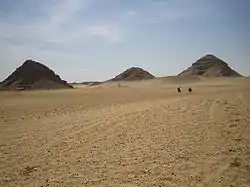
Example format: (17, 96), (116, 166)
(0, 77), (250, 187)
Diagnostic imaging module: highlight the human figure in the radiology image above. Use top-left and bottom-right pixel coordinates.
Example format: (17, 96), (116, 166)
(188, 87), (192, 93)
(177, 87), (181, 93)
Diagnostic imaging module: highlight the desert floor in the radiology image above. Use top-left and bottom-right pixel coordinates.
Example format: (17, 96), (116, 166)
(0, 77), (250, 187)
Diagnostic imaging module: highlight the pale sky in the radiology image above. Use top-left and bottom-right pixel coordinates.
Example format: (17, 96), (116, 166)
(1, 0), (250, 82)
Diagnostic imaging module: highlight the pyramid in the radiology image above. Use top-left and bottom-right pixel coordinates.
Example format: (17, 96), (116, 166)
(0, 60), (73, 90)
(178, 54), (242, 77)
(110, 67), (155, 81)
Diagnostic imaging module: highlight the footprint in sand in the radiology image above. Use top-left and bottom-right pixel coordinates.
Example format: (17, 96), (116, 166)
(209, 96), (221, 120)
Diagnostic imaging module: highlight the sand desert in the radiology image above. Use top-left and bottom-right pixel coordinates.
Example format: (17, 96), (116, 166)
(0, 77), (249, 187)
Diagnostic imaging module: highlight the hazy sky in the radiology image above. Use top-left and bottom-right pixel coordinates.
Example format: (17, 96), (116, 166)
(0, 0), (250, 82)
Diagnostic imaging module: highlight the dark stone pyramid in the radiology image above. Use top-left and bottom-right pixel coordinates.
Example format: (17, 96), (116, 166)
(110, 67), (155, 81)
(0, 60), (73, 90)
(178, 54), (242, 77)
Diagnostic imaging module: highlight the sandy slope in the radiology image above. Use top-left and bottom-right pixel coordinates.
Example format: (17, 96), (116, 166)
(0, 78), (250, 187)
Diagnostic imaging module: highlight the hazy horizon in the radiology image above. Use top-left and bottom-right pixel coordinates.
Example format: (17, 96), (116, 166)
(1, 0), (250, 82)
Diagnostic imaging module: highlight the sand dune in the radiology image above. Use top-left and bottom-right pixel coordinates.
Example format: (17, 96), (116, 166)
(0, 77), (249, 187)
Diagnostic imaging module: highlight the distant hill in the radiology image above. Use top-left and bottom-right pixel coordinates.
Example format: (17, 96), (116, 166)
(178, 54), (242, 77)
(0, 60), (73, 90)
(81, 81), (102, 86)
(110, 67), (155, 81)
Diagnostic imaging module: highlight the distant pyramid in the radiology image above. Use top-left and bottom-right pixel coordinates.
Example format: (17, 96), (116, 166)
(110, 67), (155, 81)
(178, 54), (242, 77)
(0, 59), (73, 90)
